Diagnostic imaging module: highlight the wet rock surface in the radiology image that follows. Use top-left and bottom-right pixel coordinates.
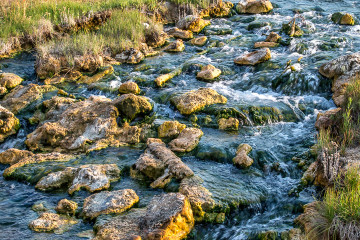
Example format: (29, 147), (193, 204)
(55, 199), (78, 216)
(0, 105), (20, 142)
(169, 128), (203, 152)
(158, 120), (186, 139)
(29, 212), (77, 233)
(35, 164), (121, 194)
(319, 52), (360, 106)
(234, 48), (271, 65)
(133, 138), (194, 188)
(113, 94), (152, 120)
(196, 64), (222, 82)
(233, 144), (253, 168)
(82, 189), (139, 219)
(165, 39), (185, 52)
(118, 81), (141, 95)
(171, 88), (227, 115)
(0, 73), (23, 96)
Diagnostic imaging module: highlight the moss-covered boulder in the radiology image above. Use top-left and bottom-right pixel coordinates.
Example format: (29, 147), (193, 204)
(234, 48), (271, 65)
(82, 189), (139, 219)
(236, 0), (273, 14)
(118, 81), (141, 95)
(281, 20), (303, 37)
(176, 15), (210, 33)
(204, 1), (234, 18)
(190, 36), (208, 47)
(0, 72), (23, 96)
(218, 117), (239, 131)
(113, 94), (152, 120)
(331, 12), (355, 25)
(0, 105), (20, 142)
(196, 64), (222, 82)
(164, 39), (185, 52)
(158, 120), (186, 139)
(167, 27), (193, 40)
(55, 199), (78, 216)
(265, 32), (281, 43)
(171, 88), (227, 115)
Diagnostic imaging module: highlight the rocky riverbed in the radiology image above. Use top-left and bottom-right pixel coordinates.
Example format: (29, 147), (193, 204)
(0, 0), (359, 239)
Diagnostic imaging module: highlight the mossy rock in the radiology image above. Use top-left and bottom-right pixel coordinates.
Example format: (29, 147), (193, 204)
(247, 22), (270, 31)
(281, 22), (303, 37)
(331, 12), (355, 25)
(204, 28), (233, 36)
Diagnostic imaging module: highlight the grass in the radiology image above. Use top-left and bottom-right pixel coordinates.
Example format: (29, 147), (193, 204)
(303, 168), (360, 240)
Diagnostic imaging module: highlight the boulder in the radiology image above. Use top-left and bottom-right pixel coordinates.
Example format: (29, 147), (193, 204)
(95, 193), (194, 240)
(234, 48), (271, 65)
(118, 81), (141, 95)
(236, 0), (273, 14)
(196, 64), (222, 81)
(319, 52), (360, 106)
(205, 1), (234, 18)
(112, 94), (152, 120)
(254, 41), (278, 48)
(0, 148), (34, 165)
(0, 84), (57, 114)
(139, 193), (194, 239)
(171, 88), (227, 115)
(115, 48), (144, 64)
(169, 128), (203, 152)
(145, 30), (167, 48)
(190, 36), (208, 46)
(25, 96), (142, 153)
(331, 12), (355, 25)
(176, 15), (210, 33)
(265, 32), (281, 42)
(0, 73), (23, 96)
(3, 152), (74, 179)
(155, 68), (182, 87)
(29, 212), (77, 233)
(233, 144), (253, 168)
(0, 105), (20, 142)
(165, 39), (185, 52)
(94, 208), (146, 240)
(35, 164), (121, 194)
(179, 176), (216, 220)
(218, 117), (239, 131)
(82, 189), (139, 219)
(55, 199), (78, 216)
(133, 138), (194, 188)
(167, 27), (193, 40)
(315, 108), (341, 130)
(158, 121), (186, 139)
(281, 20), (303, 37)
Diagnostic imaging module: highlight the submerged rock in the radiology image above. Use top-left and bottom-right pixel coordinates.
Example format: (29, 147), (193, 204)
(29, 212), (77, 233)
(196, 64), (222, 81)
(2, 151), (74, 179)
(0, 105), (20, 142)
(55, 199), (78, 216)
(236, 0), (273, 14)
(171, 88), (227, 115)
(233, 144), (253, 168)
(133, 138), (193, 188)
(164, 39), (185, 52)
(319, 52), (360, 106)
(35, 164), (121, 194)
(115, 48), (144, 64)
(82, 189), (139, 219)
(26, 96), (142, 153)
(190, 36), (208, 46)
(95, 193), (194, 240)
(176, 15), (210, 33)
(331, 12), (355, 25)
(265, 32), (281, 42)
(218, 117), (239, 131)
(315, 108), (341, 130)
(234, 48), (271, 65)
(0, 84), (57, 114)
(169, 128), (203, 152)
(167, 27), (193, 40)
(139, 193), (194, 239)
(113, 94), (152, 120)
(0, 72), (23, 96)
(158, 120), (186, 139)
(118, 81), (141, 95)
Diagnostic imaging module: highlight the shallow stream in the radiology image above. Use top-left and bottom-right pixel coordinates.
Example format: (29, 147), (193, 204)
(1, 0), (359, 239)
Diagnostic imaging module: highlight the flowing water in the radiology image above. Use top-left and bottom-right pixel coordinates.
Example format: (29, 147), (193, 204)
(0, 0), (359, 239)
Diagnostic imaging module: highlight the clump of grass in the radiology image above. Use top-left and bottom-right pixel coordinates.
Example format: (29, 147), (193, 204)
(303, 168), (360, 240)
